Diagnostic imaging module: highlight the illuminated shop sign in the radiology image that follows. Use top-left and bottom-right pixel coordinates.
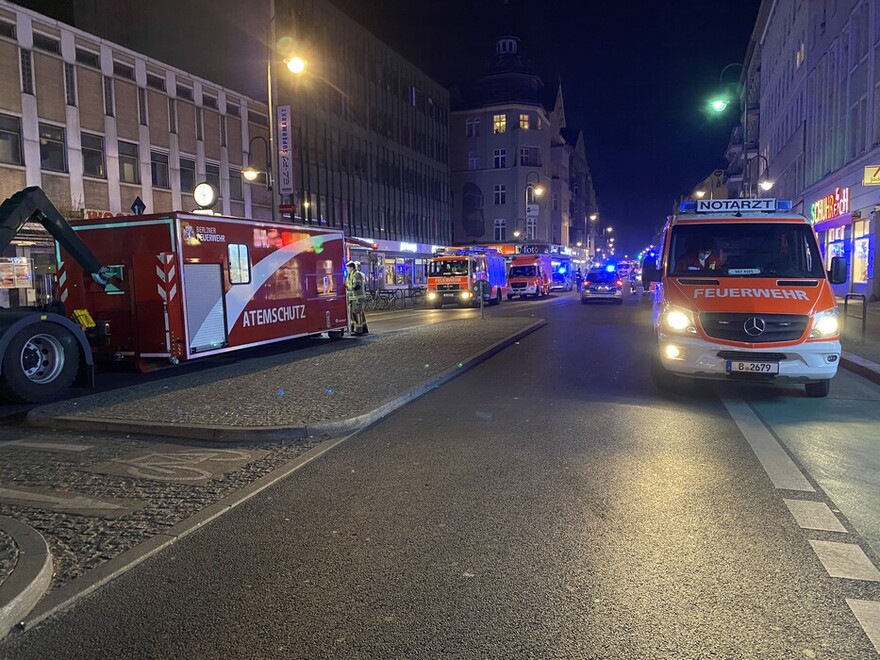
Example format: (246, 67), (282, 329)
(810, 187), (849, 224)
(399, 242), (419, 252)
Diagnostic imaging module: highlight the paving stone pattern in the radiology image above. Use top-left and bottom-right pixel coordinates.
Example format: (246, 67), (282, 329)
(841, 300), (880, 365)
(0, 528), (16, 588)
(0, 432), (322, 591)
(36, 318), (532, 427)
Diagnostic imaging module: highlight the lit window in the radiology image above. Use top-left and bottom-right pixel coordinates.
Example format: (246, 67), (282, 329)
(228, 244), (251, 284)
(493, 113), (506, 134)
(519, 113), (529, 130)
(118, 140), (139, 183)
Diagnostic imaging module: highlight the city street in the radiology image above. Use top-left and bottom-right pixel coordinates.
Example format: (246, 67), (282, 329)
(2, 291), (879, 658)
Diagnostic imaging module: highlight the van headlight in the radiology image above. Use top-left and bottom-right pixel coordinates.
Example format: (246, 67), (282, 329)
(810, 308), (839, 338)
(427, 291), (437, 301)
(662, 305), (697, 334)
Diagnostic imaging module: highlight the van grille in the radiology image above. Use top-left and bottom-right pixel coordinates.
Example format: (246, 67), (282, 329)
(700, 313), (808, 343)
(717, 351), (787, 361)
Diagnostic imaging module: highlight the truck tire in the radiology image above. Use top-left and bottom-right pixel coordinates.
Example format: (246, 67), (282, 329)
(0, 322), (80, 403)
(804, 380), (830, 397)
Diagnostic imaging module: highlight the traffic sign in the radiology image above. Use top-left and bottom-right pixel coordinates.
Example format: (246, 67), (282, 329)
(131, 196), (146, 215)
(864, 166), (880, 186)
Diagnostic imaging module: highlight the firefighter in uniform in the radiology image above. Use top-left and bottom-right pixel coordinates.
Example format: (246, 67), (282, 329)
(345, 260), (368, 335)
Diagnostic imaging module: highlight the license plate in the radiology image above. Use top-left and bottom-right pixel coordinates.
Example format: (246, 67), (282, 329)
(726, 360), (779, 374)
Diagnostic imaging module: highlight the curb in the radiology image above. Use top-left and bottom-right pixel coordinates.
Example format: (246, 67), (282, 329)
(840, 351), (880, 387)
(26, 320), (547, 443)
(0, 517), (52, 639)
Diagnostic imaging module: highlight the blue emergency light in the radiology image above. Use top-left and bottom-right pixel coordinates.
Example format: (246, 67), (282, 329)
(605, 264), (616, 272)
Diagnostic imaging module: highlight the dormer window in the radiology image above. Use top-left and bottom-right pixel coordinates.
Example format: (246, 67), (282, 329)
(496, 38), (518, 55)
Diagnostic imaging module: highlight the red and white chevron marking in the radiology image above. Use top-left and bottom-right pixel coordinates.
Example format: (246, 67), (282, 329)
(156, 253), (177, 302)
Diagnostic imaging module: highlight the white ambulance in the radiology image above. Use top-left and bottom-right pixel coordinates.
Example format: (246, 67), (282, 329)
(644, 198), (848, 397)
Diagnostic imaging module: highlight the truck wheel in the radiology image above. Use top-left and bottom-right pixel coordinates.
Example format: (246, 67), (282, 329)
(650, 354), (678, 393)
(804, 380), (830, 397)
(327, 329), (345, 341)
(1, 322), (80, 403)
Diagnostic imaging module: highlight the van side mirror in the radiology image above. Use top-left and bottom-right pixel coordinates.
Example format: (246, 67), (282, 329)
(829, 256), (847, 285)
(643, 260), (660, 283)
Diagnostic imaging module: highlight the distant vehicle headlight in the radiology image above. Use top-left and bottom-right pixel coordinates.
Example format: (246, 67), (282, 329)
(810, 308), (839, 338)
(427, 291), (437, 300)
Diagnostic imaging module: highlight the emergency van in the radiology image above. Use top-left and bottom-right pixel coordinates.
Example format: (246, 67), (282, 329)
(425, 248), (507, 308)
(506, 254), (552, 299)
(645, 198), (848, 397)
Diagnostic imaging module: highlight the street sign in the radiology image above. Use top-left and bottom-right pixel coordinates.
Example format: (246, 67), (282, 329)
(131, 196), (146, 215)
(864, 166), (880, 186)
(526, 204), (539, 217)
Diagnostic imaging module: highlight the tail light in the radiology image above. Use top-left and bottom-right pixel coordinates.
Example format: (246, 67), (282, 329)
(615, 279), (623, 287)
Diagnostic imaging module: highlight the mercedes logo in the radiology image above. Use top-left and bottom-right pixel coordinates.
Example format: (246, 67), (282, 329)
(743, 317), (766, 337)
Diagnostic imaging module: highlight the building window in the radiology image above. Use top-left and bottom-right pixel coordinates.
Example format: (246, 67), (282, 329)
(493, 148), (506, 169)
(552, 193), (559, 211)
(81, 133), (105, 177)
(176, 85), (193, 101)
(151, 151), (169, 189)
(118, 140), (140, 184)
(63, 63), (77, 106)
(493, 113), (506, 134)
(206, 163), (221, 196)
(75, 48), (99, 68)
(20, 49), (33, 95)
(0, 19), (16, 39)
(229, 168), (243, 201)
(494, 219), (506, 241)
(138, 88), (148, 126)
(519, 113), (530, 130)
(854, 219), (871, 284)
(221, 116), (227, 148)
(468, 151), (479, 170)
(113, 61), (134, 80)
(39, 124), (66, 172)
(0, 114), (23, 165)
(103, 76), (114, 116)
(494, 184), (506, 205)
(526, 217), (537, 240)
(196, 109), (203, 141)
(168, 98), (177, 134)
(146, 73), (166, 91)
(203, 94), (218, 109)
(180, 157), (196, 194)
(227, 103), (241, 118)
(32, 33), (60, 54)
(466, 117), (481, 137)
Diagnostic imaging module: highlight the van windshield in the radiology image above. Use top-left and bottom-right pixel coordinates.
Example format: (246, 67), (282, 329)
(428, 259), (469, 277)
(509, 265), (537, 278)
(669, 223), (825, 278)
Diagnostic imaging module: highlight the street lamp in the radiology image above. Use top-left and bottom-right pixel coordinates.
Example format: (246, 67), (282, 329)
(522, 171), (544, 241)
(745, 154), (773, 197)
(242, 135), (273, 206)
(709, 62), (743, 113)
(695, 190), (706, 199)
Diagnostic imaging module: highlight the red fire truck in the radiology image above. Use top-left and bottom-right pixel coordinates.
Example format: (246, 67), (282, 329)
(57, 210), (349, 372)
(425, 248), (507, 308)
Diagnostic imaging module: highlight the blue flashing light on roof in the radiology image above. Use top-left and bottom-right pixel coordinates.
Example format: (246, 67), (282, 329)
(679, 201), (697, 213)
(605, 264), (616, 272)
(777, 200), (793, 211)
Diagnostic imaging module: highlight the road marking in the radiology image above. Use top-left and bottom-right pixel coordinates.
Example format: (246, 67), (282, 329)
(809, 541), (880, 582)
(0, 440), (93, 452)
(846, 599), (880, 654)
(0, 486), (140, 518)
(89, 446), (268, 485)
(783, 499), (848, 533)
(721, 398), (814, 491)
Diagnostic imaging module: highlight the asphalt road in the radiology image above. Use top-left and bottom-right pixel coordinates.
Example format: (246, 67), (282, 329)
(2, 291), (879, 658)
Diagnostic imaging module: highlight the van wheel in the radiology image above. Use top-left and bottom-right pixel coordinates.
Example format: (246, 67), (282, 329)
(804, 380), (830, 397)
(650, 354), (678, 393)
(327, 329), (345, 341)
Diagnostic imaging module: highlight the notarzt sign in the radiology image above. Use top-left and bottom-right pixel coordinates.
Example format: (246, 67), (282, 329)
(696, 199), (777, 213)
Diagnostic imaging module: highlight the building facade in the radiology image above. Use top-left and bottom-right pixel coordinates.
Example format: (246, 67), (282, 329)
(3, 0), (452, 303)
(726, 0), (880, 299)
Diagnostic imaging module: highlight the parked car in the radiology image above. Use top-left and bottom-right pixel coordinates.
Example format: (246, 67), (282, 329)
(581, 267), (626, 304)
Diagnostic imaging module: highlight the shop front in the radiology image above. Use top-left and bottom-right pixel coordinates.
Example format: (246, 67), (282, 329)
(348, 238), (442, 292)
(808, 180), (877, 300)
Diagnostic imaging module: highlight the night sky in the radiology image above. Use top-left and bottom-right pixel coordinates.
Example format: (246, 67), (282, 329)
(331, 0), (763, 255)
